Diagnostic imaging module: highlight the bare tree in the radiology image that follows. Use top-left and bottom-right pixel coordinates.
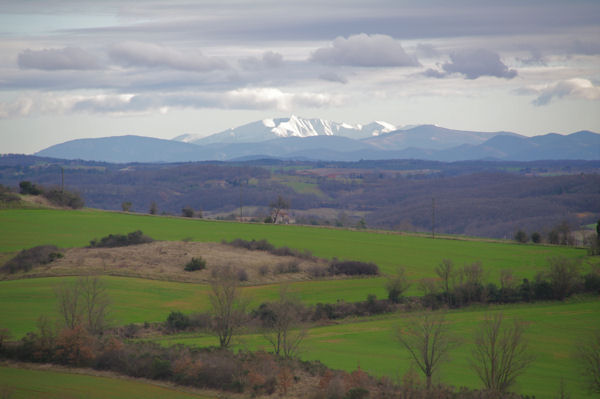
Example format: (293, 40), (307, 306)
(79, 276), (111, 335)
(435, 259), (454, 294)
(56, 279), (82, 329)
(209, 267), (247, 348)
(546, 257), (581, 300)
(396, 311), (458, 389)
(471, 313), (534, 393)
(385, 267), (411, 303)
(269, 195), (289, 224)
(56, 276), (111, 334)
(263, 285), (307, 359)
(576, 329), (600, 394)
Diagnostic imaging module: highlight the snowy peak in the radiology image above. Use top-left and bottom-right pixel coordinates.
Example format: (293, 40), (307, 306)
(174, 116), (397, 144)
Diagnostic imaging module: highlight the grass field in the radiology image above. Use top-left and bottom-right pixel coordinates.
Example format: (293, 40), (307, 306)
(0, 209), (588, 282)
(0, 276), (390, 338)
(0, 208), (598, 399)
(0, 365), (211, 398)
(152, 299), (600, 399)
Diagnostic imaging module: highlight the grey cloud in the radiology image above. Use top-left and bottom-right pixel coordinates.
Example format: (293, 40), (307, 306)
(238, 51), (284, 70)
(318, 72), (348, 84)
(18, 47), (102, 70)
(310, 34), (419, 67)
(569, 39), (600, 55)
(415, 43), (440, 58)
(426, 49), (517, 79)
(517, 48), (546, 65)
(5, 88), (345, 117)
(530, 78), (600, 106)
(108, 41), (229, 71)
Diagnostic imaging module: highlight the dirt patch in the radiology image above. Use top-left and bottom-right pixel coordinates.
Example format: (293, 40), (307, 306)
(9, 241), (328, 285)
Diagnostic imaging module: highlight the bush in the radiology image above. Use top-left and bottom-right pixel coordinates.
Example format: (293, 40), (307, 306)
(184, 257), (206, 272)
(531, 232), (541, 243)
(181, 206), (194, 218)
(514, 229), (528, 243)
(19, 181), (42, 195)
(275, 260), (300, 274)
(237, 268), (249, 282)
(2, 245), (63, 273)
(43, 188), (84, 209)
(89, 230), (153, 248)
(328, 260), (379, 276)
(166, 311), (190, 331)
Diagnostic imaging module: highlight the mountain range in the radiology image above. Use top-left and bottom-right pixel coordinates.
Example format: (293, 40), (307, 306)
(34, 116), (600, 163)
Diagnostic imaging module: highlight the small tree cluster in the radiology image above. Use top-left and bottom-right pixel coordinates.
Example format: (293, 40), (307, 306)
(18, 180), (84, 208)
(89, 230), (153, 248)
(1, 245), (63, 274)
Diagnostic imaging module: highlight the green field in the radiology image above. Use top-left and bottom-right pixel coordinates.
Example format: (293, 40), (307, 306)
(152, 299), (600, 399)
(0, 366), (211, 398)
(0, 276), (393, 338)
(0, 209), (587, 281)
(0, 208), (598, 399)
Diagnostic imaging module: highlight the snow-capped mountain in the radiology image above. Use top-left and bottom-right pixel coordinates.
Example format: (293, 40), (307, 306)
(172, 115), (396, 145)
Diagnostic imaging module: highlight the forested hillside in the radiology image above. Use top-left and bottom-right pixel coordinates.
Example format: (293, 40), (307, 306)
(1, 155), (599, 239)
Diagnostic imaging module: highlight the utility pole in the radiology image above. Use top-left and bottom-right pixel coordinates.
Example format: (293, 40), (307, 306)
(239, 178), (243, 221)
(431, 197), (435, 239)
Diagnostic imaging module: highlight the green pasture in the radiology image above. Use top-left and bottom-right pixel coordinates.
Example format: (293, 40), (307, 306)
(0, 366), (210, 398)
(0, 276), (392, 338)
(152, 299), (600, 399)
(0, 209), (588, 283)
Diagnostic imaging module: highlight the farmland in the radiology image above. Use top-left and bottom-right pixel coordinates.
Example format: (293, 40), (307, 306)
(152, 299), (600, 399)
(0, 365), (211, 398)
(0, 207), (598, 398)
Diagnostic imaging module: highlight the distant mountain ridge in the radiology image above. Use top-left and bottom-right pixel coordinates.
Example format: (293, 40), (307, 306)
(173, 115), (396, 144)
(34, 118), (600, 163)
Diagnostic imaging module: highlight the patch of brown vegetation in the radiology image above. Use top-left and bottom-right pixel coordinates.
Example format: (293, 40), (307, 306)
(5, 241), (327, 284)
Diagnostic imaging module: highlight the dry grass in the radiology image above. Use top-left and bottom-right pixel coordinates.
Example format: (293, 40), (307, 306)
(2, 241), (327, 285)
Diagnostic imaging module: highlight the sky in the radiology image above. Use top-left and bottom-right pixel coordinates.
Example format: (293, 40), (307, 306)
(1, 0), (599, 154)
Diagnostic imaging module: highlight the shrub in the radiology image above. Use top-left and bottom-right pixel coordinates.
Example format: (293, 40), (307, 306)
(275, 260), (300, 274)
(184, 257), (206, 272)
(2, 245), (63, 274)
(166, 311), (190, 332)
(328, 260), (379, 276)
(237, 268), (249, 282)
(531, 232), (541, 243)
(514, 229), (528, 243)
(19, 181), (42, 195)
(181, 206), (194, 218)
(43, 188), (84, 209)
(89, 230), (153, 248)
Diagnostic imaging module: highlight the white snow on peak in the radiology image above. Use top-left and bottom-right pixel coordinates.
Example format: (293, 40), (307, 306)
(262, 118), (275, 128)
(375, 121), (396, 132)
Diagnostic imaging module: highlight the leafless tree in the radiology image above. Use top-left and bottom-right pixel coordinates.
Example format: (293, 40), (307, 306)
(264, 285), (307, 359)
(79, 276), (111, 335)
(56, 279), (82, 329)
(209, 266), (247, 348)
(576, 329), (600, 394)
(546, 257), (581, 300)
(396, 311), (458, 389)
(435, 259), (454, 293)
(56, 276), (111, 334)
(385, 267), (411, 303)
(269, 195), (289, 224)
(471, 313), (534, 393)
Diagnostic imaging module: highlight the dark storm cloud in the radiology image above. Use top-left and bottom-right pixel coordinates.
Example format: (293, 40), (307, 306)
(18, 47), (102, 70)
